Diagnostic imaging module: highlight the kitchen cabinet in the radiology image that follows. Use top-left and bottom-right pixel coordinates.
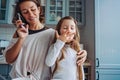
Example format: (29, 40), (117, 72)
(84, 62), (91, 80)
(45, 0), (85, 25)
(95, 0), (120, 80)
(96, 69), (120, 80)
(0, 64), (11, 80)
(0, 0), (15, 24)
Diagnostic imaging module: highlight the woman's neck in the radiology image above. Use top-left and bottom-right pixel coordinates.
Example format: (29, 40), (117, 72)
(29, 22), (44, 30)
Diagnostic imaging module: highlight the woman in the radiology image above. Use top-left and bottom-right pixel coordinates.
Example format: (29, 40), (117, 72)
(3, 0), (87, 80)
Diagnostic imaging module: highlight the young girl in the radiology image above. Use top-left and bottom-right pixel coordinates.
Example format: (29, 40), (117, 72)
(45, 16), (85, 80)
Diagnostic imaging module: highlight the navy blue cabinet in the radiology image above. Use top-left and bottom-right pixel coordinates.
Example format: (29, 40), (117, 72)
(96, 69), (120, 80)
(95, 0), (120, 80)
(0, 64), (11, 80)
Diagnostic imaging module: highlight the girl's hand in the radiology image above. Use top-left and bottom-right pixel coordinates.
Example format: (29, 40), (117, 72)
(16, 20), (29, 39)
(55, 31), (74, 43)
(77, 50), (87, 66)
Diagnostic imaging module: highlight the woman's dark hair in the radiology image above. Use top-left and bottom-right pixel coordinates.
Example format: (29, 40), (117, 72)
(12, 0), (44, 24)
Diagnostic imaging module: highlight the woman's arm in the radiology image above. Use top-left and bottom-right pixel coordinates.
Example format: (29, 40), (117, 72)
(5, 24), (28, 64)
(76, 50), (87, 66)
(5, 37), (25, 64)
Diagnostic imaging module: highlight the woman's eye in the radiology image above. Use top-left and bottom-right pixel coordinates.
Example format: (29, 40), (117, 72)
(22, 11), (28, 14)
(31, 9), (36, 11)
(21, 8), (36, 14)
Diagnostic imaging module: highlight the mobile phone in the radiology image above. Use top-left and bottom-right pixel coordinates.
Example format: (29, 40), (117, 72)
(17, 13), (26, 28)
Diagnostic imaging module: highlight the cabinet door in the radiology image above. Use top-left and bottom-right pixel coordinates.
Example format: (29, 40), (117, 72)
(95, 0), (120, 69)
(67, 0), (85, 25)
(84, 66), (91, 80)
(0, 64), (12, 80)
(45, 0), (85, 25)
(96, 69), (120, 80)
(0, 0), (15, 24)
(0, 0), (8, 23)
(45, 0), (65, 24)
(0, 64), (9, 76)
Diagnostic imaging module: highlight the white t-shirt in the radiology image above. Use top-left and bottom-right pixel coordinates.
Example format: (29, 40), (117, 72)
(3, 28), (55, 80)
(45, 39), (84, 80)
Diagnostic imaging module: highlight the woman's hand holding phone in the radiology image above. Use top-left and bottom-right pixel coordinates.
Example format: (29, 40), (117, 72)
(16, 13), (26, 29)
(15, 13), (29, 39)
(16, 20), (26, 29)
(16, 20), (29, 39)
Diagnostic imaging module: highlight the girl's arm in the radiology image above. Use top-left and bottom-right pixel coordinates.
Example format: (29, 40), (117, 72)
(45, 39), (65, 67)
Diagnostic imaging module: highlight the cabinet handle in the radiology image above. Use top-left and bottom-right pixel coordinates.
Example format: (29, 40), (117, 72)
(96, 71), (99, 80)
(96, 58), (99, 67)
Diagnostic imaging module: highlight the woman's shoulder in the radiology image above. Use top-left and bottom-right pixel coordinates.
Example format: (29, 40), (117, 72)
(44, 26), (55, 30)
(47, 28), (55, 32)
(44, 26), (55, 32)
(45, 28), (55, 36)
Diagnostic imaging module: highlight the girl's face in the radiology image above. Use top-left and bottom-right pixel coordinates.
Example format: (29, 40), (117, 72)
(19, 1), (40, 24)
(60, 19), (76, 42)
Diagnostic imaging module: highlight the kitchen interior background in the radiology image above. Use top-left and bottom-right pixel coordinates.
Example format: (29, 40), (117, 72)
(1, 0), (120, 80)
(0, 0), (95, 80)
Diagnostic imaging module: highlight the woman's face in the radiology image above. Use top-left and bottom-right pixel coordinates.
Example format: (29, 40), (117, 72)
(19, 1), (40, 24)
(60, 19), (76, 42)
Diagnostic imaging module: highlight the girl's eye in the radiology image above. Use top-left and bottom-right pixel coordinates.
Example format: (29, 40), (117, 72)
(71, 25), (75, 30)
(63, 27), (67, 29)
(63, 26), (67, 29)
(71, 27), (75, 30)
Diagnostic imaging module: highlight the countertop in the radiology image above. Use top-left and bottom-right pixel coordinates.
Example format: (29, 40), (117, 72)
(83, 59), (91, 67)
(0, 55), (7, 64)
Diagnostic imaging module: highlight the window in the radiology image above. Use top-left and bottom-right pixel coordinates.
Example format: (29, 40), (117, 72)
(0, 0), (15, 24)
(68, 0), (85, 25)
(0, 0), (8, 21)
(45, 0), (85, 26)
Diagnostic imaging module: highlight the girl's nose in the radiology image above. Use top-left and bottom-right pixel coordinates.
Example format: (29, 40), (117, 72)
(68, 28), (72, 32)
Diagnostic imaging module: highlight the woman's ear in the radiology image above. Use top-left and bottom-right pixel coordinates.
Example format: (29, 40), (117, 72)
(38, 7), (41, 14)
